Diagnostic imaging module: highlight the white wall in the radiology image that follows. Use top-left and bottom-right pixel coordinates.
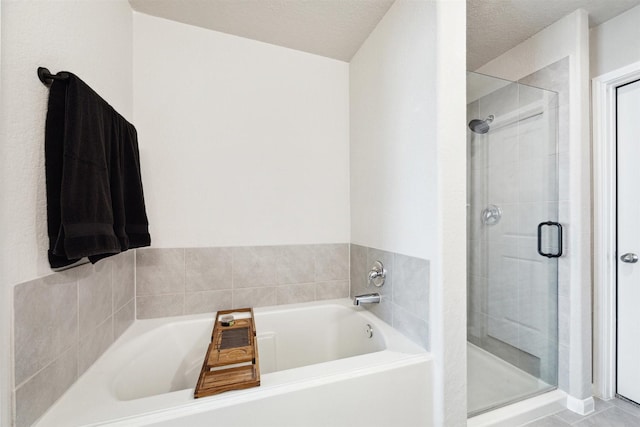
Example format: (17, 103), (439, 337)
(0, 1), (133, 424)
(0, 0), (133, 284)
(433, 1), (467, 425)
(0, 2), (5, 425)
(590, 3), (640, 401)
(133, 13), (350, 248)
(349, 0), (437, 261)
(590, 4), (640, 78)
(478, 10), (593, 406)
(350, 0), (467, 424)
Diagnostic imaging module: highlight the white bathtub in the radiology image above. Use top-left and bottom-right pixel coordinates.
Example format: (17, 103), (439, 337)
(36, 299), (433, 427)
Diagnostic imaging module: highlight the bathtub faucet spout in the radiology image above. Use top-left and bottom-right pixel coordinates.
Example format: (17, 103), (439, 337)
(353, 293), (381, 306)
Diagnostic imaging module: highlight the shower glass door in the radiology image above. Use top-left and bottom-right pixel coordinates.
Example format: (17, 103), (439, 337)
(466, 72), (559, 416)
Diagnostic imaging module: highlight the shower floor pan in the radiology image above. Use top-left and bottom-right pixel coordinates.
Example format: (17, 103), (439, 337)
(468, 342), (555, 416)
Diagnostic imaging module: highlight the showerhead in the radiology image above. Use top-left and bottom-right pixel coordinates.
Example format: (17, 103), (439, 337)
(468, 115), (494, 134)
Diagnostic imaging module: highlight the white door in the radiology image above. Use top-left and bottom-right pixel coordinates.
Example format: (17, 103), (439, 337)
(617, 78), (640, 404)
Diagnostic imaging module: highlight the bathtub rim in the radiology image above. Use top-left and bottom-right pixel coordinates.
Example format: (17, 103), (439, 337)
(35, 298), (432, 427)
(98, 352), (432, 426)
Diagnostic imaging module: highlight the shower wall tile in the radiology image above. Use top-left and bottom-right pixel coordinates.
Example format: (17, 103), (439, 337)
(78, 261), (113, 338)
(136, 244), (351, 319)
(136, 248), (185, 295)
(233, 287), (277, 308)
(185, 247), (232, 292)
(393, 304), (430, 350)
(488, 125), (518, 166)
(14, 272), (78, 386)
(136, 249), (185, 296)
(369, 298), (393, 325)
(315, 244), (349, 281)
(13, 251), (136, 427)
(78, 316), (114, 376)
(316, 280), (349, 300)
(233, 246), (278, 288)
(276, 283), (316, 305)
(14, 346), (78, 427)
(112, 250), (135, 311)
(184, 290), (232, 314)
(468, 275), (487, 315)
(276, 245), (315, 284)
(519, 57), (570, 108)
(349, 244), (430, 350)
(481, 82), (519, 120)
(468, 240), (485, 278)
(114, 299), (135, 339)
(489, 161), (519, 204)
(394, 254), (429, 321)
(467, 311), (486, 344)
(349, 244), (368, 296)
(137, 293), (184, 319)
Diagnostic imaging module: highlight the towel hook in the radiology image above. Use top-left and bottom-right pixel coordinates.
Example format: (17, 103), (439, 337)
(37, 67), (69, 86)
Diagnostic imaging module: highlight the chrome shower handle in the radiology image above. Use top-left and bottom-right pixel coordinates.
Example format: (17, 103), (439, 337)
(368, 270), (382, 281)
(620, 253), (638, 263)
(368, 261), (386, 287)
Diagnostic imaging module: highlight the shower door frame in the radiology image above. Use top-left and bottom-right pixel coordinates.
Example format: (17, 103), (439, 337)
(467, 73), (561, 416)
(592, 60), (640, 401)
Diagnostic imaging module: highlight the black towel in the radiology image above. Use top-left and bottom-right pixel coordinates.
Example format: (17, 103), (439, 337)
(45, 73), (150, 269)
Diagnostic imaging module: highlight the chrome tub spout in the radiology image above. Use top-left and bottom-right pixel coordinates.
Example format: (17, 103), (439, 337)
(353, 293), (381, 306)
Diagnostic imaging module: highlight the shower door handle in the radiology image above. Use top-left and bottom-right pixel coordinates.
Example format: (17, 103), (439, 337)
(537, 221), (563, 258)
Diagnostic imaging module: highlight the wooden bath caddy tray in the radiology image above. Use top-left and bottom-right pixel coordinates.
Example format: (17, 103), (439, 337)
(194, 308), (260, 398)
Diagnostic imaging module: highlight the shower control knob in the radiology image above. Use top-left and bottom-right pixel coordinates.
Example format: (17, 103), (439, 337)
(367, 261), (386, 287)
(620, 253), (638, 263)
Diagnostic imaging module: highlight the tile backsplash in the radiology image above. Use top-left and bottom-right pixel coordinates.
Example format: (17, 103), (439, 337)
(350, 244), (430, 350)
(13, 251), (135, 427)
(12, 242), (431, 426)
(135, 244), (350, 319)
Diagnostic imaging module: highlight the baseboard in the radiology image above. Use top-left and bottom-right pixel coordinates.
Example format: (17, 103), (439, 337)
(566, 395), (595, 415)
(468, 390), (567, 427)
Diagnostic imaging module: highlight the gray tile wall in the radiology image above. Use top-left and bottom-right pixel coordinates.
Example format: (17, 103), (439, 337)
(350, 244), (430, 350)
(135, 244), (350, 319)
(13, 242), (430, 425)
(12, 251), (135, 427)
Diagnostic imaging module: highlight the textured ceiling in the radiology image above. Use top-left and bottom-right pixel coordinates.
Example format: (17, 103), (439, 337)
(129, 0), (395, 62)
(468, 0), (640, 71)
(130, 0), (640, 67)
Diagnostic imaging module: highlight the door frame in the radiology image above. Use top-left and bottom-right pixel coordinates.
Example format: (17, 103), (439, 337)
(593, 60), (640, 400)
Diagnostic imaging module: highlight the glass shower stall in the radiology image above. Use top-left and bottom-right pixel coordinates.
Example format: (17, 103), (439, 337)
(466, 72), (560, 416)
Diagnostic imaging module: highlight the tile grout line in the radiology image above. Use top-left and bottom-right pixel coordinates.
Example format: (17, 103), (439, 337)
(12, 344), (73, 392)
(568, 406), (616, 426)
(607, 403), (640, 421)
(612, 398), (640, 419)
